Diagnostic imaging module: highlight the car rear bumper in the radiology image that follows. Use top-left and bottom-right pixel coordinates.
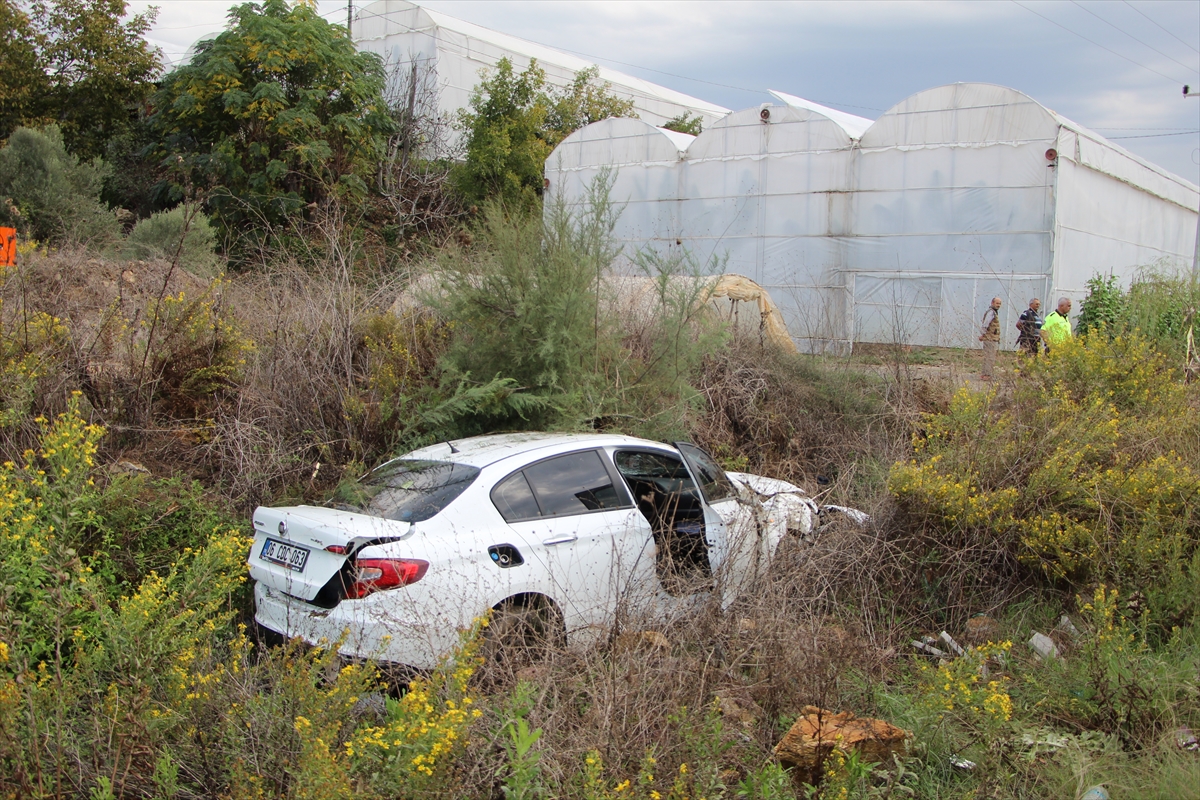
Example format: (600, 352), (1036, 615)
(253, 581), (452, 669)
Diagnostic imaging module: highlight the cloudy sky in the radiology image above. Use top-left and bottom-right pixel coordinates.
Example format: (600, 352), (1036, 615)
(133, 0), (1200, 182)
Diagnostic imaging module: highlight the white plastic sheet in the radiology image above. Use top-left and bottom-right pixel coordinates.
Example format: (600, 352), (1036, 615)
(353, 0), (729, 131)
(546, 83), (1200, 352)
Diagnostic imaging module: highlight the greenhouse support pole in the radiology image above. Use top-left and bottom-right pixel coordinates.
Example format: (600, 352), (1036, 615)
(1188, 86), (1198, 277)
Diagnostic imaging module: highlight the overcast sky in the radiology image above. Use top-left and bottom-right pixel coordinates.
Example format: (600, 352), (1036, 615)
(134, 0), (1200, 183)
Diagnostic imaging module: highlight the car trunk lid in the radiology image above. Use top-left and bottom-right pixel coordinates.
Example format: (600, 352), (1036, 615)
(248, 506), (411, 602)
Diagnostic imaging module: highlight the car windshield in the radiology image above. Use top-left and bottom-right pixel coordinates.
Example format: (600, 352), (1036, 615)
(349, 460), (480, 522)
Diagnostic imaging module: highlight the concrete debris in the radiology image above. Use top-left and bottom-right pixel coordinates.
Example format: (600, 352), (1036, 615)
(715, 693), (762, 730)
(939, 631), (965, 656)
(912, 638), (947, 658)
(1028, 632), (1058, 661)
(1054, 614), (1081, 640)
(774, 705), (910, 774)
(107, 460), (151, 476)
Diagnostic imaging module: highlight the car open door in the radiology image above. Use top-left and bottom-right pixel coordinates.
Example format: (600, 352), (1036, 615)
(674, 443), (762, 609)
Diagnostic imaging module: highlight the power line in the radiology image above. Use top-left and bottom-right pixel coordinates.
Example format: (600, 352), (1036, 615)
(353, 6), (883, 114)
(1122, 0), (1200, 57)
(1010, 0), (1188, 85)
(1069, 0), (1198, 78)
(1108, 129), (1200, 140)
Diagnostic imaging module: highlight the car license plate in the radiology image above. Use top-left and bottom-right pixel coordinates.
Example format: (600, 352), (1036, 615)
(261, 538), (310, 572)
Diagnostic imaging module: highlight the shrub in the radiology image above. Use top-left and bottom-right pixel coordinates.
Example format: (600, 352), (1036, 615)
(0, 303), (68, 430)
(122, 204), (221, 276)
(1075, 272), (1124, 338)
(124, 276), (254, 422)
(432, 173), (725, 439)
(0, 125), (118, 245)
(1076, 266), (1200, 360)
(888, 332), (1200, 626)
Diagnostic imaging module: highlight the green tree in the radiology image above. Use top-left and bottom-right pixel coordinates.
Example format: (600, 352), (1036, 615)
(454, 58), (552, 209)
(544, 66), (636, 146)
(661, 112), (703, 136)
(148, 0), (394, 244)
(0, 125), (118, 244)
(0, 0), (161, 161)
(455, 59), (635, 208)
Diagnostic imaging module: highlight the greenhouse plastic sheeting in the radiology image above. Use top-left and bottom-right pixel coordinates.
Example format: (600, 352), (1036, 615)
(353, 0), (728, 132)
(547, 82), (1199, 352)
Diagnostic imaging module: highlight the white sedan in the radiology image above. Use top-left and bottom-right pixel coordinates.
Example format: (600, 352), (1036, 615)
(249, 433), (860, 668)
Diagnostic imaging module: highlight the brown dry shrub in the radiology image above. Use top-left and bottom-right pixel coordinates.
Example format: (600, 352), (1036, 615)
(445, 514), (922, 797)
(692, 342), (906, 508)
(0, 247), (448, 508)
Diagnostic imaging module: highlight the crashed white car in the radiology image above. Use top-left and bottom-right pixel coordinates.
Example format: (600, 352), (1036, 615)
(249, 433), (862, 668)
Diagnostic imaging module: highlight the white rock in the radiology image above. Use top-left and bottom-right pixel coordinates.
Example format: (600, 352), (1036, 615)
(1028, 632), (1058, 661)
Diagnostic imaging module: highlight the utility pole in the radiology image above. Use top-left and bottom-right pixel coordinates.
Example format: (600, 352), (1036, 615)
(1187, 85), (1199, 278)
(348, 0), (354, 37)
(1186, 86), (1199, 381)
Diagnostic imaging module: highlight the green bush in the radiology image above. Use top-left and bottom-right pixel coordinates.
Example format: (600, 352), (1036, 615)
(0, 125), (118, 245)
(889, 332), (1200, 627)
(430, 173), (724, 439)
(122, 204), (221, 276)
(1076, 267), (1200, 360)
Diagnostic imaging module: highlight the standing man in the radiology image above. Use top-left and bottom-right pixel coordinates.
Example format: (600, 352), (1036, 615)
(1041, 297), (1073, 354)
(979, 296), (1002, 381)
(1016, 298), (1043, 356)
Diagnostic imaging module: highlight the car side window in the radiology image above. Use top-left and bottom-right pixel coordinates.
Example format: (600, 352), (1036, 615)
(523, 450), (628, 517)
(492, 450), (630, 521)
(491, 471), (541, 522)
(675, 443), (736, 503)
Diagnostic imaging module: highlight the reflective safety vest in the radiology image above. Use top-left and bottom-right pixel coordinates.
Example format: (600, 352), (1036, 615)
(1042, 311), (1072, 349)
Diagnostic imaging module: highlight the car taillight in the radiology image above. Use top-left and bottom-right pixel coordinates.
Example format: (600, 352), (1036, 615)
(344, 558), (428, 599)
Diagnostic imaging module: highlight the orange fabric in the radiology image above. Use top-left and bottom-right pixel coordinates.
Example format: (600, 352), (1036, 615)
(0, 228), (15, 267)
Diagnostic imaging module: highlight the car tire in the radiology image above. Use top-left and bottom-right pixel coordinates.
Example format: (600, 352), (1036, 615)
(480, 598), (564, 684)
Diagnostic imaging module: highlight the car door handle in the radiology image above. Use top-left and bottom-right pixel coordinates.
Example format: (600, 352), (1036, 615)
(542, 534), (578, 546)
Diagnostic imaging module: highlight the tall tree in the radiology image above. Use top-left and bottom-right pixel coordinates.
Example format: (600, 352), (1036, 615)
(148, 0), (394, 241)
(0, 0), (161, 160)
(455, 59), (635, 209)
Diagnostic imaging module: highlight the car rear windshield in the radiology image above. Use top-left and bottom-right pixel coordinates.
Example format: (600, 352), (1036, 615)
(354, 460), (480, 522)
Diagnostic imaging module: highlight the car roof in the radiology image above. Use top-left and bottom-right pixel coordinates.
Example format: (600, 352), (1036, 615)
(398, 432), (674, 469)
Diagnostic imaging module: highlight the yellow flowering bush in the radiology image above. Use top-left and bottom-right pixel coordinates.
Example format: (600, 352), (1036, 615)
(348, 617), (488, 794)
(136, 278), (254, 419)
(918, 641), (1014, 727)
(0, 397), (255, 797)
(889, 333), (1200, 623)
(578, 751), (685, 800)
(0, 305), (69, 428)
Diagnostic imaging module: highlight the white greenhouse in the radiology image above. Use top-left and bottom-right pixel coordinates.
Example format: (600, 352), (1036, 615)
(547, 83), (1200, 352)
(351, 0), (729, 132)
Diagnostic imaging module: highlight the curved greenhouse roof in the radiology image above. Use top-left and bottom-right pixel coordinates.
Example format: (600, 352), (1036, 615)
(352, 0), (729, 129)
(547, 82), (1199, 353)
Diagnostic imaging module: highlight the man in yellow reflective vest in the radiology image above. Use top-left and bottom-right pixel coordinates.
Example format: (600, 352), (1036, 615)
(1041, 297), (1073, 354)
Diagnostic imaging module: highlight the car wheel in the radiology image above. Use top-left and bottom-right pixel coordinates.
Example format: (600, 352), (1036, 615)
(480, 598), (564, 684)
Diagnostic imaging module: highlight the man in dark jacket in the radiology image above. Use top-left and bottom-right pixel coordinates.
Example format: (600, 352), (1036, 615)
(1016, 298), (1043, 356)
